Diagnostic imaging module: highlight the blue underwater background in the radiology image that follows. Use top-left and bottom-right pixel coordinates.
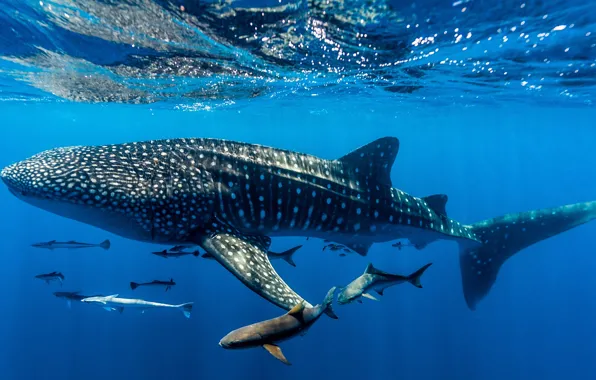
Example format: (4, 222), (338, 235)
(1, 0), (596, 379)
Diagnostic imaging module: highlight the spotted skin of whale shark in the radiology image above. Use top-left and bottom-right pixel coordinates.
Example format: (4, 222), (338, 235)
(2, 137), (596, 311)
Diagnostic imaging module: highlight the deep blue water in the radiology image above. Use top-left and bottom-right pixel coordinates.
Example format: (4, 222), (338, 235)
(1, 1), (596, 380)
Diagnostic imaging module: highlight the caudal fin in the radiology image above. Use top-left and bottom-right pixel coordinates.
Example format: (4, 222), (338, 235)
(407, 263), (432, 288)
(279, 245), (302, 267)
(460, 201), (596, 310)
(130, 282), (139, 290)
(322, 287), (338, 319)
(178, 302), (193, 318)
(100, 240), (111, 250)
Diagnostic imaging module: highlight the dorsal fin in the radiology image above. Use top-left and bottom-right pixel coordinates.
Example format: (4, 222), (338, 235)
(337, 137), (399, 187)
(287, 302), (305, 316)
(364, 263), (390, 277)
(364, 263), (376, 274)
(422, 194), (448, 217)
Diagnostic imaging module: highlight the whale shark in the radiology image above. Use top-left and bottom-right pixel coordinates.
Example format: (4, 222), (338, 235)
(2, 137), (595, 310)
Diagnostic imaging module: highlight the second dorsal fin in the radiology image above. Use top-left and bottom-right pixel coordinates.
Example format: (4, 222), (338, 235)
(337, 137), (399, 187)
(422, 194), (448, 217)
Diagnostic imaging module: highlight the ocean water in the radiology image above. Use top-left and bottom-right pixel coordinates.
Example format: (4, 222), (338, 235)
(1, 1), (596, 380)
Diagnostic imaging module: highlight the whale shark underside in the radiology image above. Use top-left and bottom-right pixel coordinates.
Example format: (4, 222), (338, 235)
(2, 137), (595, 311)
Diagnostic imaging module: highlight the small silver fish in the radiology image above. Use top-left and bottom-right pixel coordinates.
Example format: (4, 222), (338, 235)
(151, 249), (200, 259)
(81, 294), (193, 318)
(130, 279), (176, 291)
(35, 271), (65, 286)
(32, 239), (110, 250)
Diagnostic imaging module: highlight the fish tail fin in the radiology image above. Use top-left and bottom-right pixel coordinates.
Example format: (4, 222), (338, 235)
(130, 282), (139, 290)
(280, 245), (302, 267)
(460, 201), (596, 310)
(407, 263), (432, 288)
(100, 240), (111, 250)
(178, 302), (193, 318)
(322, 286), (338, 319)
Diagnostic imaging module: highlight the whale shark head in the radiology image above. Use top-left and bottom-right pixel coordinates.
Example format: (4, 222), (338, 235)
(1, 145), (158, 241)
(1, 141), (216, 243)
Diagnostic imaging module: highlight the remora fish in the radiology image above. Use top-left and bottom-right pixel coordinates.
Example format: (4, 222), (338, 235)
(32, 239), (110, 250)
(130, 278), (176, 291)
(219, 287), (338, 365)
(168, 244), (195, 252)
(202, 245), (303, 267)
(35, 271), (65, 285)
(54, 291), (103, 308)
(337, 263), (432, 304)
(151, 249), (200, 258)
(3, 137), (596, 310)
(81, 294), (193, 318)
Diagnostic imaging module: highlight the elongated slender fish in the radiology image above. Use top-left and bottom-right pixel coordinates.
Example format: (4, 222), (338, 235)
(81, 294), (193, 318)
(130, 278), (176, 291)
(35, 271), (64, 285)
(54, 291), (103, 308)
(219, 287), (337, 365)
(151, 249), (200, 258)
(338, 263), (432, 304)
(32, 239), (110, 250)
(202, 245), (303, 267)
(3, 137), (596, 310)
(168, 244), (195, 252)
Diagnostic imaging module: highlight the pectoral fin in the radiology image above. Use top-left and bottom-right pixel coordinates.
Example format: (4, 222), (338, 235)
(361, 293), (379, 301)
(198, 231), (311, 311)
(103, 307), (114, 312)
(263, 344), (291, 366)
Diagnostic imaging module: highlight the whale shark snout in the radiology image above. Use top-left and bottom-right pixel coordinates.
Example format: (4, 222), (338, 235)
(1, 146), (85, 200)
(1, 162), (27, 195)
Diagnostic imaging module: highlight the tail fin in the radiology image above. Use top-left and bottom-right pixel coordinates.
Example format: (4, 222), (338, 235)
(321, 287), (338, 319)
(279, 245), (302, 267)
(407, 263), (432, 288)
(460, 201), (596, 310)
(100, 240), (111, 250)
(130, 282), (139, 290)
(178, 302), (193, 318)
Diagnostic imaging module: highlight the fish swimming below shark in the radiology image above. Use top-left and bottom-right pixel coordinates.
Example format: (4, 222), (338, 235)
(35, 271), (65, 285)
(130, 278), (176, 291)
(3, 136), (596, 311)
(219, 287), (337, 365)
(151, 249), (200, 258)
(337, 263), (432, 305)
(32, 239), (110, 250)
(167, 244), (196, 252)
(202, 245), (303, 267)
(53, 291), (104, 308)
(81, 294), (193, 318)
